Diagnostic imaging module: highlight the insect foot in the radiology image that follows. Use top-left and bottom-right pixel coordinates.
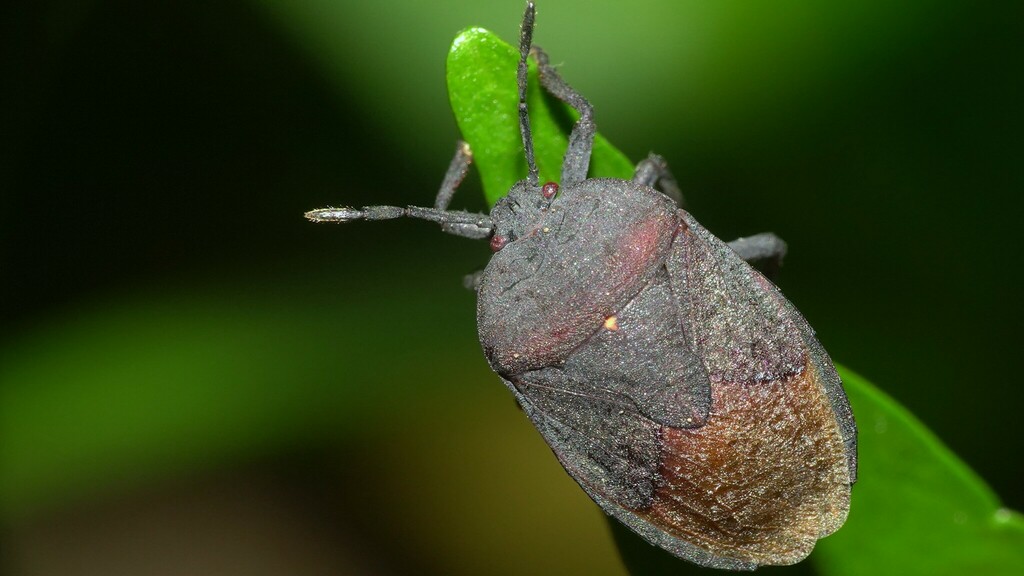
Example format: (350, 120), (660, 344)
(306, 2), (856, 570)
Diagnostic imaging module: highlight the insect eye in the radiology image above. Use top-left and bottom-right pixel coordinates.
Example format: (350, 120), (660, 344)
(541, 182), (559, 199)
(490, 234), (509, 252)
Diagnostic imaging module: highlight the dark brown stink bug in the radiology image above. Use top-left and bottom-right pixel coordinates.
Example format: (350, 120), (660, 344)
(307, 2), (856, 570)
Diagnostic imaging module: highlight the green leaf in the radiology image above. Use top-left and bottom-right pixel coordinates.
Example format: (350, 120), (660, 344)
(446, 27), (635, 205)
(446, 27), (1024, 576)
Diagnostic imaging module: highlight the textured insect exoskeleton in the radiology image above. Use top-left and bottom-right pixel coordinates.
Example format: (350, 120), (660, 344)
(307, 3), (856, 570)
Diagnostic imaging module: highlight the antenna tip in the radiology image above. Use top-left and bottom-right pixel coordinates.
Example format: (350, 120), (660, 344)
(304, 207), (364, 223)
(523, 2), (535, 25)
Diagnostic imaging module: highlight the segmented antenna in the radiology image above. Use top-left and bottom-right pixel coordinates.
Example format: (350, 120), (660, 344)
(518, 2), (539, 187)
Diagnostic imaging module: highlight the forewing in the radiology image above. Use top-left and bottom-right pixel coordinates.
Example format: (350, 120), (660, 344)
(667, 210), (857, 479)
(667, 213), (806, 383)
(643, 211), (855, 566)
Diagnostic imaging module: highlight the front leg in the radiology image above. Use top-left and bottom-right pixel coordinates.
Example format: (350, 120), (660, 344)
(433, 140), (472, 211)
(433, 141), (485, 238)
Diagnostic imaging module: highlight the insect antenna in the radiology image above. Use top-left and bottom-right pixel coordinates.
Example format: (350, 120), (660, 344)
(305, 206), (493, 239)
(517, 2), (539, 187)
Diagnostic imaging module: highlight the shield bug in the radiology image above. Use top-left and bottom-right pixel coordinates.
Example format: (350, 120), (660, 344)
(307, 2), (856, 570)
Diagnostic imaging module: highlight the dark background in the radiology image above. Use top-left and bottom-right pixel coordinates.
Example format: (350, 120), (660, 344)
(2, 1), (1022, 574)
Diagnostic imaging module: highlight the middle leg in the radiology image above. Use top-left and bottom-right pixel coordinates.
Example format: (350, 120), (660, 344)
(633, 153), (684, 206)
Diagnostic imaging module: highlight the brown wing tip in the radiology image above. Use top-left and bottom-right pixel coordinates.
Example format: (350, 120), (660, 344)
(637, 361), (852, 567)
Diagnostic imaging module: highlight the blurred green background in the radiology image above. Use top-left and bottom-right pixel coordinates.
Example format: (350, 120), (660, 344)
(2, 1), (1022, 574)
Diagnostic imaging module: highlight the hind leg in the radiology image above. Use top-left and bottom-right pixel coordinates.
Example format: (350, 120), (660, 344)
(728, 233), (787, 279)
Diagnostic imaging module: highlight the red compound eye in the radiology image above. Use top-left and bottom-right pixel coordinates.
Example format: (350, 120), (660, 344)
(490, 234), (508, 252)
(541, 182), (559, 199)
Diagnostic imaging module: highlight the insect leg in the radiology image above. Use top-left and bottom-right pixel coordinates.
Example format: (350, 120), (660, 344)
(305, 205), (493, 240)
(633, 153), (684, 206)
(431, 140), (488, 238)
(462, 270), (485, 291)
(433, 141), (473, 211)
(531, 46), (595, 186)
(727, 233), (788, 279)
